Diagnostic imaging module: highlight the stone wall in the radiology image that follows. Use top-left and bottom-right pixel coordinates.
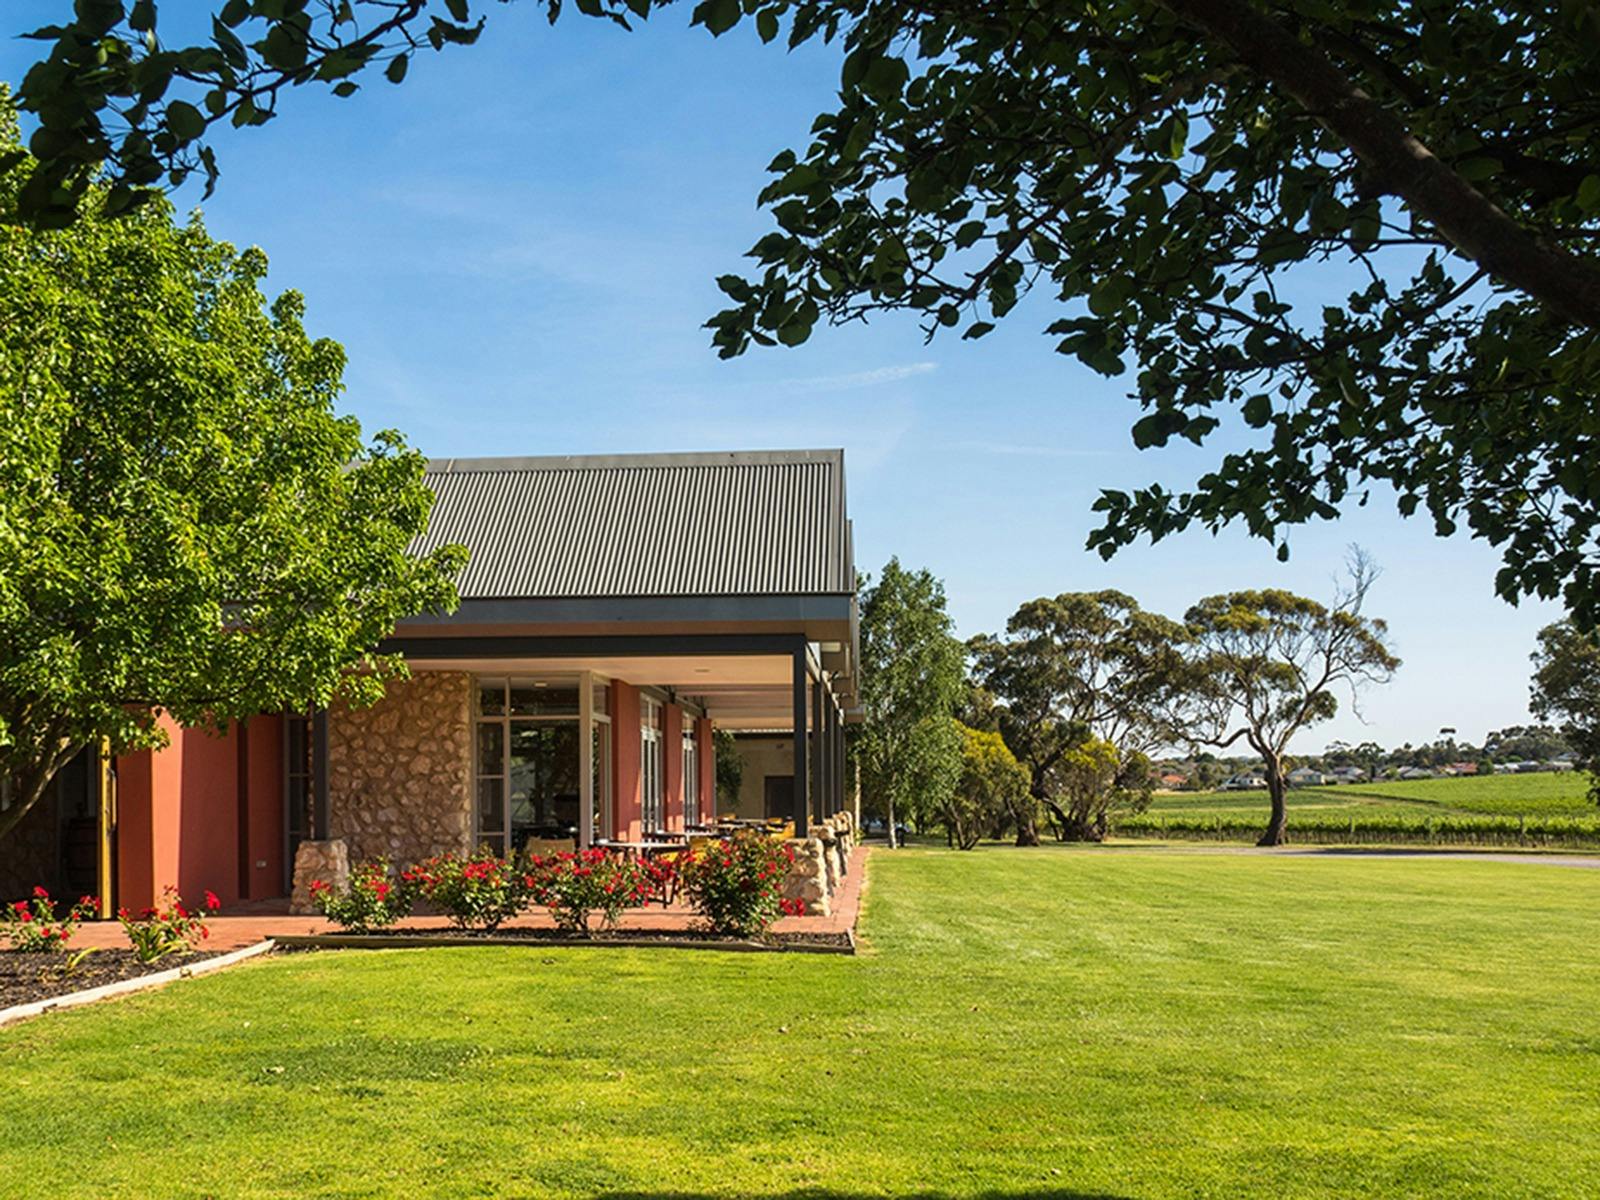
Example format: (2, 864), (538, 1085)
(778, 812), (858, 917)
(327, 671), (473, 867)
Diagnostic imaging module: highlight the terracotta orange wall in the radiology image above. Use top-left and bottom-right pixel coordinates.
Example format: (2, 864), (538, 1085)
(244, 717), (285, 900)
(663, 703), (684, 831)
(116, 715), (287, 910)
(611, 682), (642, 840)
(697, 718), (715, 820)
(175, 723), (239, 906)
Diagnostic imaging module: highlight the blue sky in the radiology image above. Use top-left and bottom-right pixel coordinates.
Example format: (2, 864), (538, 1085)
(2, 4), (1566, 751)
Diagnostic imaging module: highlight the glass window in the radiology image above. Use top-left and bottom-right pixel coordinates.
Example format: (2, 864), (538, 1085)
(474, 676), (587, 853)
(509, 680), (580, 717)
(641, 697), (663, 832)
(682, 724), (700, 827)
(592, 720), (612, 840)
(478, 681), (507, 717)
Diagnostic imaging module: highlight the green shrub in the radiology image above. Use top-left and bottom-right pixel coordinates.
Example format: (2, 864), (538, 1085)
(678, 836), (803, 937)
(310, 857), (413, 932)
(402, 850), (526, 932)
(523, 849), (658, 934)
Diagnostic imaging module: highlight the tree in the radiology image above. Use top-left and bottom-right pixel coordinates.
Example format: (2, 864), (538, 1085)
(1180, 552), (1399, 845)
(969, 591), (1187, 844)
(14, 2), (1600, 623)
(854, 559), (966, 847)
(1047, 737), (1154, 843)
(1530, 621), (1600, 802)
(713, 728), (744, 812)
(0, 98), (464, 845)
(943, 720), (1030, 849)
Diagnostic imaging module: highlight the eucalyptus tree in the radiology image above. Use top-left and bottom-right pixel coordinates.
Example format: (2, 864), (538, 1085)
(855, 558), (966, 847)
(1530, 621), (1600, 803)
(0, 101), (464, 845)
(969, 591), (1187, 843)
(13, 1), (1600, 624)
(1181, 554), (1399, 845)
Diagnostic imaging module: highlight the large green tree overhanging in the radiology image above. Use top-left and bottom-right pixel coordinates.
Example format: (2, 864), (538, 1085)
(9, 2), (1600, 621)
(0, 98), (465, 844)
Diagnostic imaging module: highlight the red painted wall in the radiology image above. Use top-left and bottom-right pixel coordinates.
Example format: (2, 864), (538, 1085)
(611, 682), (642, 841)
(244, 717), (285, 900)
(663, 703), (683, 831)
(176, 724), (239, 906)
(697, 717), (715, 821)
(115, 714), (288, 911)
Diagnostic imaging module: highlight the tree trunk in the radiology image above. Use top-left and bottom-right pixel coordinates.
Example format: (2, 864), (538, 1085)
(0, 758), (66, 845)
(1160, 0), (1600, 329)
(1257, 755), (1290, 846)
(885, 793), (898, 849)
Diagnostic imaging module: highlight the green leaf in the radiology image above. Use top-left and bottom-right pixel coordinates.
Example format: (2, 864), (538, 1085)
(756, 10), (779, 43)
(692, 0), (741, 36)
(385, 54), (409, 84)
(1577, 174), (1600, 214)
(1243, 395), (1272, 428)
(165, 101), (205, 143)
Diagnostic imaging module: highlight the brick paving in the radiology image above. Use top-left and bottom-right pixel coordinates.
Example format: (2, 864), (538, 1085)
(73, 845), (871, 952)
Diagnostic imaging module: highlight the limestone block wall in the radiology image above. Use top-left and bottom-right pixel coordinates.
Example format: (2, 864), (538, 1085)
(327, 671), (473, 867)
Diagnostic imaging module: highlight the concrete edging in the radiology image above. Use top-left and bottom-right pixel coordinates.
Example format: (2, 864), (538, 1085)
(273, 930), (855, 955)
(0, 938), (277, 1030)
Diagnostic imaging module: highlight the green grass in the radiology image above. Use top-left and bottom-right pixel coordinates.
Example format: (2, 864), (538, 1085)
(1157, 770), (1596, 819)
(5, 846), (1600, 1198)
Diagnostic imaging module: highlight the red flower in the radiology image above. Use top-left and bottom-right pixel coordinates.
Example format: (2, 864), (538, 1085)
(10, 900), (27, 915)
(18, 909), (32, 923)
(32, 885), (49, 899)
(204, 890), (222, 912)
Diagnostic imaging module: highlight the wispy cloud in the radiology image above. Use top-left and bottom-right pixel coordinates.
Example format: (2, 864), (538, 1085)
(957, 440), (1118, 459)
(779, 362), (938, 393)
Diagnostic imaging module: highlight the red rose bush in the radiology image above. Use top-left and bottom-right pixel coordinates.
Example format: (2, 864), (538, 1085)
(677, 836), (803, 937)
(523, 849), (659, 934)
(310, 857), (412, 932)
(118, 887), (219, 963)
(2, 887), (96, 952)
(403, 850), (527, 932)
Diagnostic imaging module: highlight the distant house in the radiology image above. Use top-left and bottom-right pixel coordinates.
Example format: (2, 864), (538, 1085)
(1328, 766), (1367, 783)
(1287, 767), (1329, 787)
(1397, 766), (1436, 780)
(1221, 774), (1267, 791)
(1156, 771), (1189, 790)
(1447, 761), (1481, 776)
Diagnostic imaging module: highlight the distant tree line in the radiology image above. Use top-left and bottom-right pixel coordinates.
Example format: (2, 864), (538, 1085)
(853, 550), (1398, 847)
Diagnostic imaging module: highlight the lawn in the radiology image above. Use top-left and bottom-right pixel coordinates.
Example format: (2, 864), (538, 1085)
(4, 846), (1599, 1198)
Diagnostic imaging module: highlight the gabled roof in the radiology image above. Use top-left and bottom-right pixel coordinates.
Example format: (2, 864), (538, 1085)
(415, 449), (852, 600)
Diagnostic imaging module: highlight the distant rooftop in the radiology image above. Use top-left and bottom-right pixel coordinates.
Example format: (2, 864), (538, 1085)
(415, 449), (853, 600)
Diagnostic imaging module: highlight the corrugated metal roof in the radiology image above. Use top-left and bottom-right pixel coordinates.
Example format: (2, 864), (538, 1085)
(415, 449), (852, 599)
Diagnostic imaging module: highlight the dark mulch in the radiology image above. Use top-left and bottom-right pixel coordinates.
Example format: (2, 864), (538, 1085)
(0, 949), (226, 1011)
(284, 925), (853, 952)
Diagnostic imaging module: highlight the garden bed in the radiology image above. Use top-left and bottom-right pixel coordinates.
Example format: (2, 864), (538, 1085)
(274, 926), (854, 954)
(1, 948), (231, 1012)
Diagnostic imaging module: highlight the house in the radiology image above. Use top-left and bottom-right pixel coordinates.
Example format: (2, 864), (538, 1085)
(1327, 766), (1367, 783)
(4, 450), (860, 912)
(1221, 774), (1267, 791)
(1397, 766), (1436, 780)
(1287, 767), (1329, 787)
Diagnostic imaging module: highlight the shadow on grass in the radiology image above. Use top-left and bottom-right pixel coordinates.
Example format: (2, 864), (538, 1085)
(599, 1191), (1131, 1199)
